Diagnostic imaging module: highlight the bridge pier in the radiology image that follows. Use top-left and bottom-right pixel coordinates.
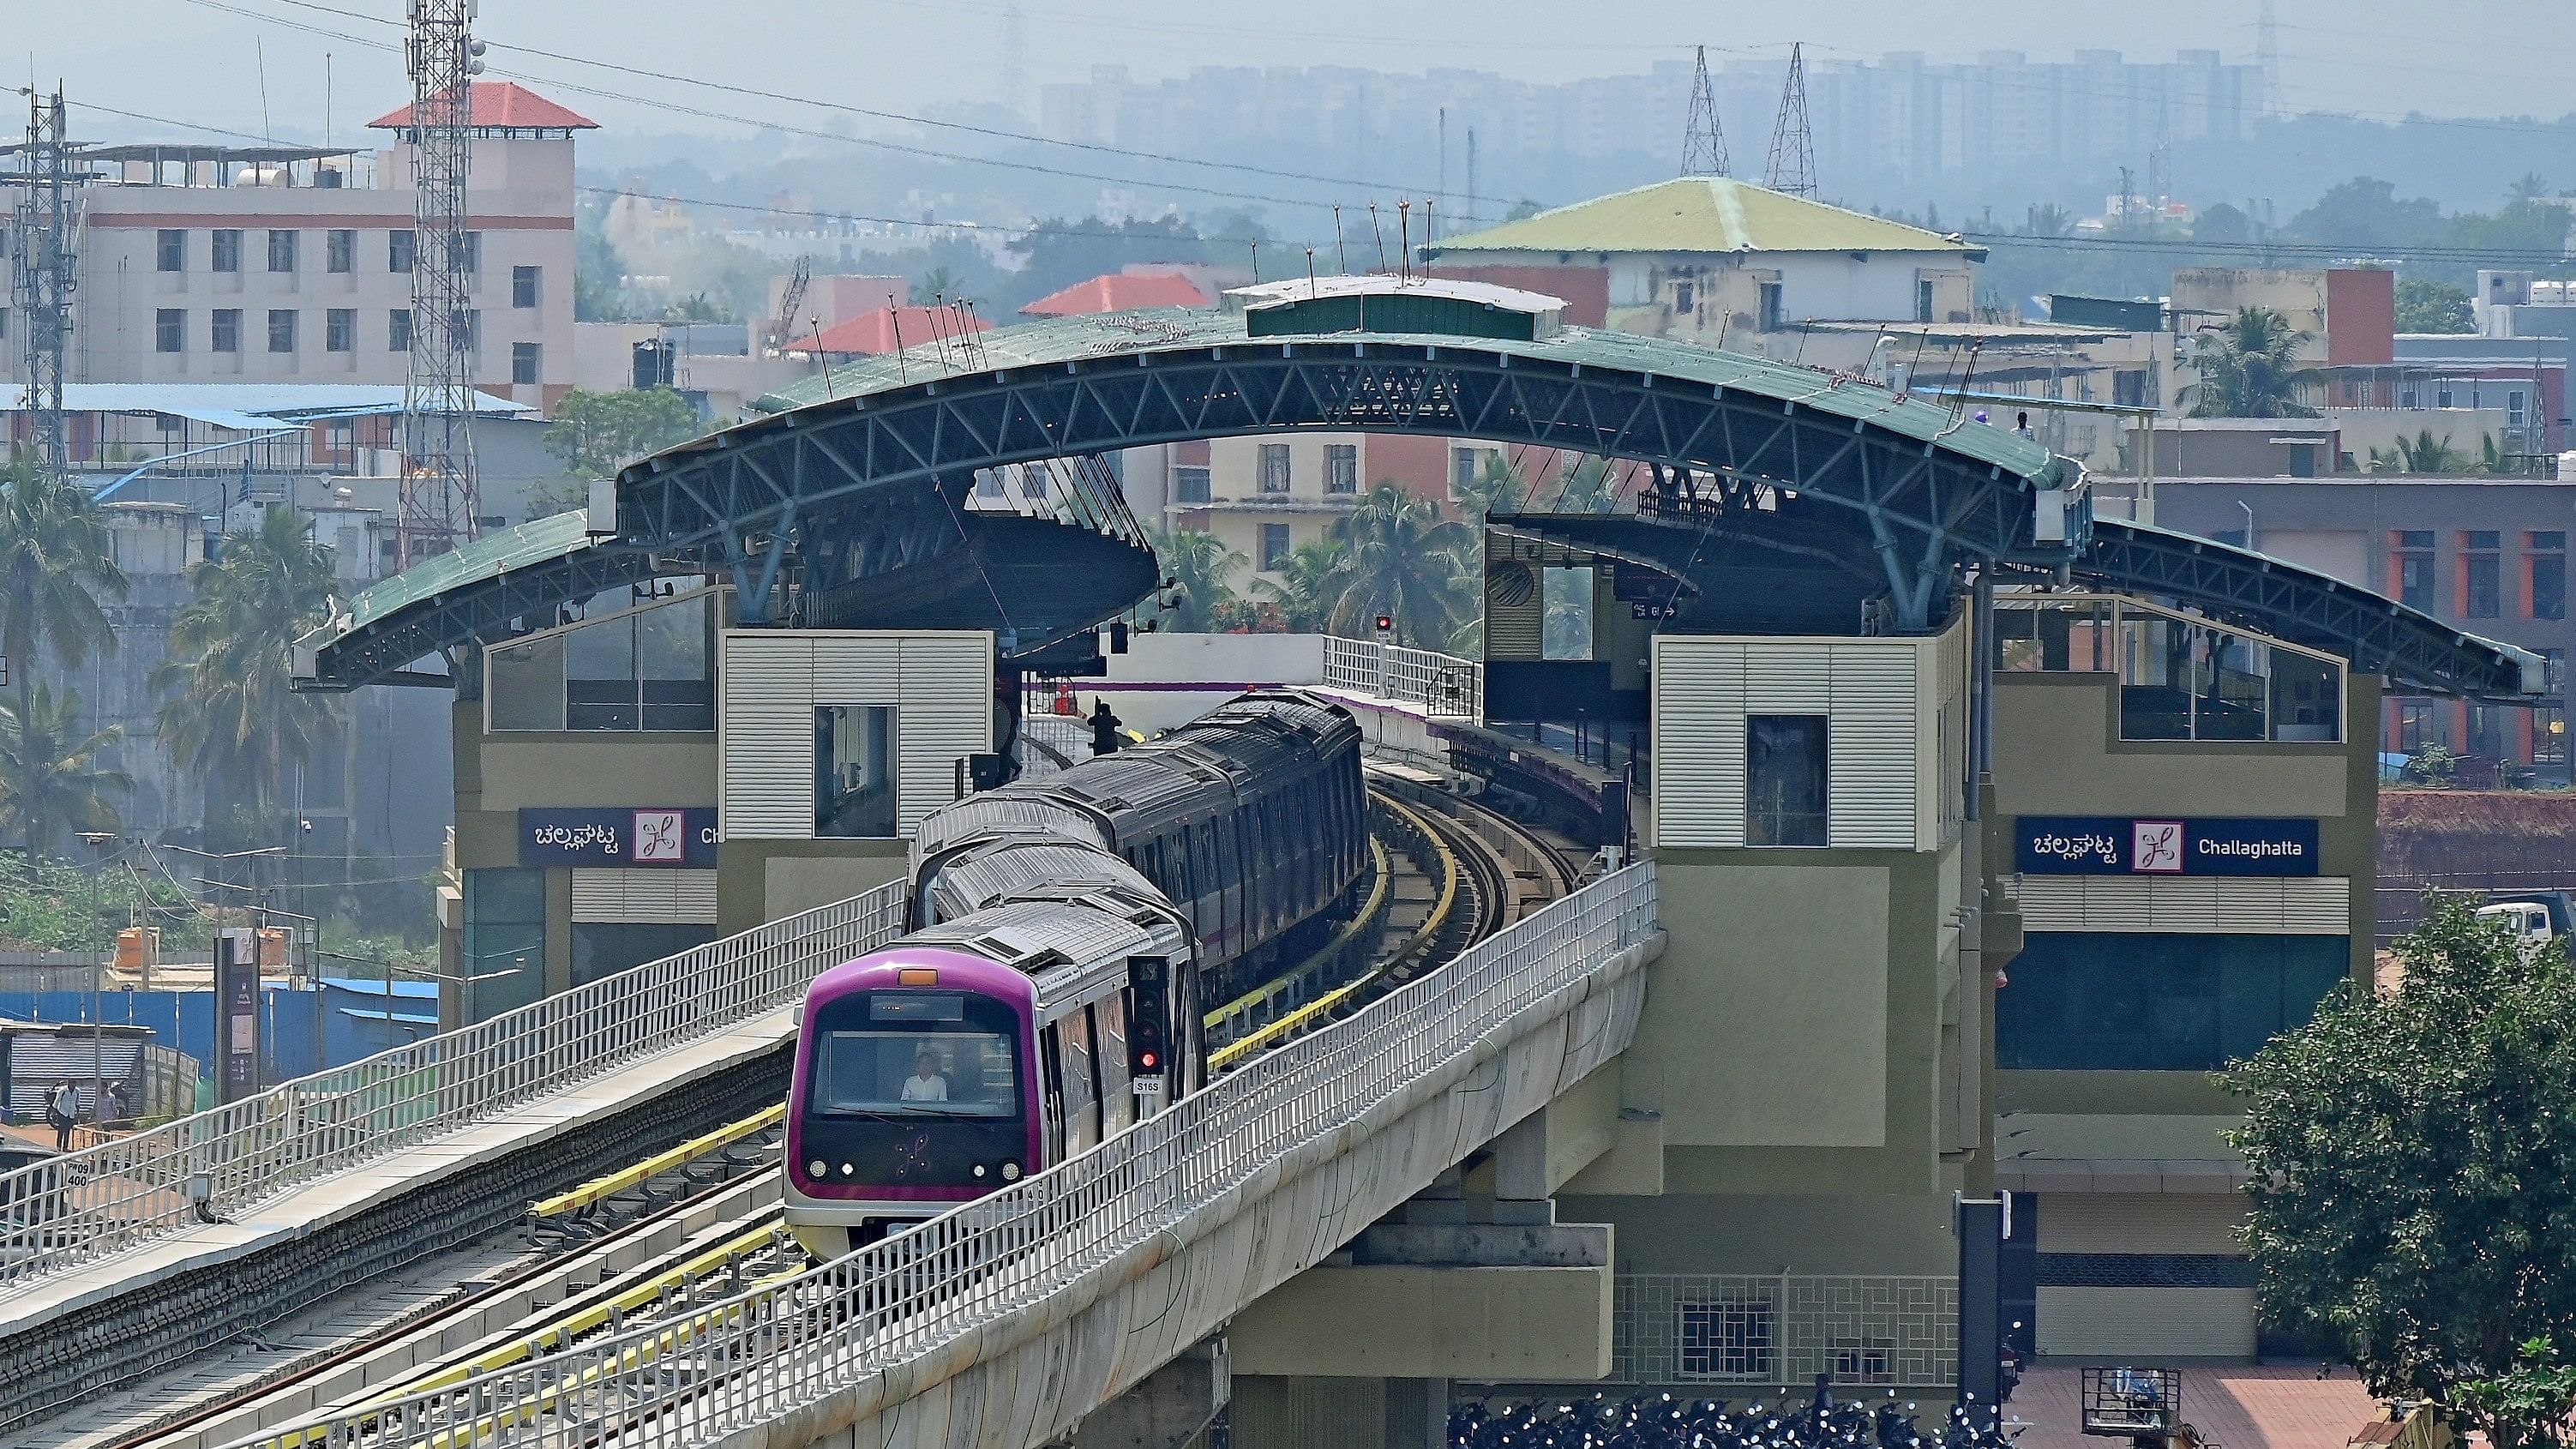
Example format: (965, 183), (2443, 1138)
(1068, 1340), (1230, 1449)
(1228, 1374), (1451, 1449)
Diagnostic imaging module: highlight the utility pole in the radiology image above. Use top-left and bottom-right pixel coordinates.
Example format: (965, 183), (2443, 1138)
(11, 85), (80, 484)
(1680, 45), (1729, 177)
(1764, 43), (1817, 197)
(396, 0), (485, 568)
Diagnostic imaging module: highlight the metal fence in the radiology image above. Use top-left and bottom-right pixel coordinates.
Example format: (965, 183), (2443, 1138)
(1612, 1274), (1958, 1390)
(234, 865), (1658, 1449)
(0, 882), (909, 1290)
(1324, 635), (1483, 719)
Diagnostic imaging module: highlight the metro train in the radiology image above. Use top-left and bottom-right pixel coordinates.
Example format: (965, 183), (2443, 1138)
(784, 691), (1366, 1258)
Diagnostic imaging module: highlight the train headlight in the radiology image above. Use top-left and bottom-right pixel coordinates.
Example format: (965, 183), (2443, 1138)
(807, 1159), (826, 1177)
(973, 1163), (988, 1178)
(1001, 1161), (1022, 1181)
(840, 1163), (856, 1176)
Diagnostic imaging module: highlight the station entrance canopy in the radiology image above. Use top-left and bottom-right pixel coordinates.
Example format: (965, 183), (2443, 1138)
(296, 292), (2528, 700)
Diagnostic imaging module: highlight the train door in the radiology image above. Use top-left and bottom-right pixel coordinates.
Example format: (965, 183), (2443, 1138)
(1060, 1009), (1102, 1155)
(1038, 1022), (1067, 1162)
(1095, 996), (1133, 1134)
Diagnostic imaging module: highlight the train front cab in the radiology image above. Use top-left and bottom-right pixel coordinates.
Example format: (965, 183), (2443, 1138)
(786, 949), (1045, 1260)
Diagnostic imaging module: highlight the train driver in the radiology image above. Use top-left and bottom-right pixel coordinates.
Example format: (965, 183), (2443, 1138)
(901, 1049), (950, 1103)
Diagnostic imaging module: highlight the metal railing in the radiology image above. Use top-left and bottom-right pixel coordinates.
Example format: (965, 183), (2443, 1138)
(1324, 635), (1483, 719)
(0, 882), (909, 1291)
(237, 866), (1658, 1449)
(1612, 1274), (1958, 1390)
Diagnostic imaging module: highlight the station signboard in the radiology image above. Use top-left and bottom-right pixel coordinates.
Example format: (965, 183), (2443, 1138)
(2015, 815), (2321, 877)
(518, 808), (719, 868)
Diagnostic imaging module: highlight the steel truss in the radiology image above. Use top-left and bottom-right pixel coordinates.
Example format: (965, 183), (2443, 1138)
(620, 341), (2044, 634)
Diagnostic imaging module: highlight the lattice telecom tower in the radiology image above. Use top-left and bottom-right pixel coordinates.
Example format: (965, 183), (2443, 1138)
(2258, 0), (2281, 119)
(397, 0), (485, 568)
(1680, 45), (1728, 177)
(1764, 43), (1816, 197)
(11, 87), (79, 484)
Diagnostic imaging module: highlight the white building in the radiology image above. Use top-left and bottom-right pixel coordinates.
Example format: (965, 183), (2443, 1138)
(0, 81), (589, 412)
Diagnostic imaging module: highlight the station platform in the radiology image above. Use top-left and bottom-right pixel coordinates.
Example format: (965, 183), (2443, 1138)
(0, 999), (802, 1382)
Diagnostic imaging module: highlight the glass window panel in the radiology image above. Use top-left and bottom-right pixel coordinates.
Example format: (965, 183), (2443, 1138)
(2269, 651), (2342, 741)
(811, 1021), (1020, 1117)
(814, 706), (898, 838)
(572, 923), (718, 986)
(2120, 614), (2194, 739)
(487, 634), (567, 731)
(1744, 714), (1828, 847)
(462, 868), (546, 1023)
(1999, 933), (2353, 1071)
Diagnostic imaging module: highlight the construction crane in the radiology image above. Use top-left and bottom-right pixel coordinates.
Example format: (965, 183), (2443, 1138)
(771, 256), (811, 357)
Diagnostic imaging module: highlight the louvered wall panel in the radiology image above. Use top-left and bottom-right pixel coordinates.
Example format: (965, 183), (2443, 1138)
(2277, 878), (2354, 932)
(721, 634), (820, 839)
(1823, 641), (1919, 850)
(2011, 876), (2351, 934)
(895, 634), (995, 835)
(2012, 878), (2089, 932)
(2081, 879), (2158, 932)
(1650, 639), (1744, 849)
(571, 869), (719, 923)
(2150, 877), (2223, 933)
(720, 630), (994, 842)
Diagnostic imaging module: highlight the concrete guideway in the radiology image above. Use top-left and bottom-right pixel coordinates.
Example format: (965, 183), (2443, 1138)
(237, 867), (1663, 1449)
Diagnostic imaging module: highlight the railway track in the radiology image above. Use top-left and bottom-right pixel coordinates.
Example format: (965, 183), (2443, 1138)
(28, 1114), (792, 1449)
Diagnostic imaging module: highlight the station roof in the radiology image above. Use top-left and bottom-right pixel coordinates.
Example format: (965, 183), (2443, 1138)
(787, 304), (995, 357)
(1424, 177), (1983, 259)
(751, 304), (2058, 484)
(367, 82), (597, 131)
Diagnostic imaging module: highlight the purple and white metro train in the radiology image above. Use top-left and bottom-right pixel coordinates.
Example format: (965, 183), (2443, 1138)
(785, 691), (1366, 1258)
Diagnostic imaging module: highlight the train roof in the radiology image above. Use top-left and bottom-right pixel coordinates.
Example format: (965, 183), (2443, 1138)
(976, 690), (1358, 840)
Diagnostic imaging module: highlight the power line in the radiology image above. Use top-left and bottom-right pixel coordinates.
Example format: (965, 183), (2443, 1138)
(1967, 231), (2576, 266)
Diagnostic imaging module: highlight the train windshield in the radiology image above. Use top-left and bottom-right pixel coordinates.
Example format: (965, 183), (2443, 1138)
(810, 992), (1021, 1119)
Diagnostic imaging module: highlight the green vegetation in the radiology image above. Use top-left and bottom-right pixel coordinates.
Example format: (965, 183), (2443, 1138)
(0, 851), (197, 952)
(0, 462), (129, 858)
(2184, 305), (2326, 418)
(1318, 483), (1476, 647)
(2396, 277), (2475, 334)
(1144, 526), (1246, 633)
(154, 508), (343, 851)
(0, 683), (130, 858)
(2228, 895), (2576, 1449)
(543, 387), (706, 482)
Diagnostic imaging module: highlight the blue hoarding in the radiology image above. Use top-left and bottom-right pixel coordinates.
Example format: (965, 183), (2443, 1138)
(2015, 816), (2321, 876)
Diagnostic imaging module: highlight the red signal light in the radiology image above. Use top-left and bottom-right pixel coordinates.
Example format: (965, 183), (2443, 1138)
(1139, 1050), (1159, 1070)
(1374, 613), (1394, 633)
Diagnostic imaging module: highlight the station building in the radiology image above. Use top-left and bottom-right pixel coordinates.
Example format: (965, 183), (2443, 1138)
(302, 274), (2532, 1410)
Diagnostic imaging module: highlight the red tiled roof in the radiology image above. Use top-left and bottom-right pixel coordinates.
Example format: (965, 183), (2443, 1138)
(792, 305), (995, 357)
(368, 82), (598, 131)
(1019, 273), (1210, 317)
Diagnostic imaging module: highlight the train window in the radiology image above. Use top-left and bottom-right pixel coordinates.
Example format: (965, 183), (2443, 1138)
(811, 1019), (1019, 1119)
(1095, 999), (1132, 1134)
(1060, 1007), (1102, 1154)
(814, 706), (898, 838)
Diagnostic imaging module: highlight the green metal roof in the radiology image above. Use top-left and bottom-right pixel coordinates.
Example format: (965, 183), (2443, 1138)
(339, 509), (595, 634)
(1421, 177), (1980, 258)
(749, 307), (2056, 484)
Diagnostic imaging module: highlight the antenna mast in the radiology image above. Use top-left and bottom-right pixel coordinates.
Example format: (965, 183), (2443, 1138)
(1680, 45), (1728, 177)
(999, 2), (1028, 120)
(398, 0), (483, 568)
(2147, 88), (2172, 217)
(2257, 0), (2281, 120)
(1764, 43), (1816, 197)
(11, 86), (78, 484)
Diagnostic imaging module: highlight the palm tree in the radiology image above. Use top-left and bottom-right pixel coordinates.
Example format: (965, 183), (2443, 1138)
(1253, 539), (1348, 633)
(0, 683), (131, 858)
(0, 461), (129, 858)
(2368, 430), (2471, 475)
(2183, 306), (2325, 418)
(1451, 454), (1526, 524)
(1550, 455), (1622, 514)
(1144, 525), (1246, 633)
(1325, 483), (1476, 647)
(154, 507), (342, 842)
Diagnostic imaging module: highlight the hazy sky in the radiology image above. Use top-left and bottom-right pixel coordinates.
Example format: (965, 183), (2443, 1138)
(20, 0), (2575, 147)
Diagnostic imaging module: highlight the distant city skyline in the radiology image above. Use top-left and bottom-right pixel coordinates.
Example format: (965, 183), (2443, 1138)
(19, 0), (2575, 151)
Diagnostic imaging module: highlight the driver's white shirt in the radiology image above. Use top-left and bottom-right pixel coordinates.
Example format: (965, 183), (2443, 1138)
(901, 1073), (948, 1102)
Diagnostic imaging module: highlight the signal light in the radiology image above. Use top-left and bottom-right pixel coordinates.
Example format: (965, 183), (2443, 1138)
(1128, 957), (1172, 1082)
(1138, 1049), (1160, 1071)
(1374, 613), (1394, 634)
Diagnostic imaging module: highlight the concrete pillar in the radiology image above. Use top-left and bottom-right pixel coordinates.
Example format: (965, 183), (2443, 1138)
(1384, 1378), (1451, 1449)
(1073, 1340), (1229, 1449)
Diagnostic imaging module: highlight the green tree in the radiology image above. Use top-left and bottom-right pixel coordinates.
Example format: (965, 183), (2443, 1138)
(541, 388), (706, 482)
(1324, 483), (1474, 646)
(1253, 539), (1348, 633)
(573, 213), (630, 322)
(2227, 894), (2576, 1449)
(1550, 455), (1622, 513)
(2397, 277), (2476, 334)
(1144, 526), (1245, 633)
(1006, 215), (1203, 311)
(154, 508), (342, 843)
(2021, 202), (2075, 238)
(2368, 429), (2477, 475)
(2193, 201), (2255, 246)
(2285, 177), (2445, 250)
(0, 461), (129, 859)
(0, 683), (130, 859)
(1543, 566), (1594, 659)
(2184, 306), (2326, 418)
(1450, 453), (1526, 524)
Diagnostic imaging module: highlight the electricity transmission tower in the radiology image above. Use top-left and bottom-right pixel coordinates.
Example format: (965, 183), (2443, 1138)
(397, 0), (485, 568)
(1764, 43), (1817, 198)
(2257, 0), (2281, 120)
(1680, 45), (1728, 177)
(11, 87), (80, 484)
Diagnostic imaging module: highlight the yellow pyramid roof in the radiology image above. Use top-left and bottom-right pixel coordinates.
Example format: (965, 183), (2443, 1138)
(1426, 176), (1979, 258)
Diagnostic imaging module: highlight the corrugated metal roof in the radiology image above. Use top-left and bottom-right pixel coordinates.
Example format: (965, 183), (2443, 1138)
(0, 383), (530, 419)
(749, 307), (2056, 482)
(336, 509), (596, 634)
(1023, 273), (1211, 316)
(1423, 177), (1978, 258)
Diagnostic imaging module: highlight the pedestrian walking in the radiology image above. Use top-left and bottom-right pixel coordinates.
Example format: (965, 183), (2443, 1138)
(45, 1079), (79, 1151)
